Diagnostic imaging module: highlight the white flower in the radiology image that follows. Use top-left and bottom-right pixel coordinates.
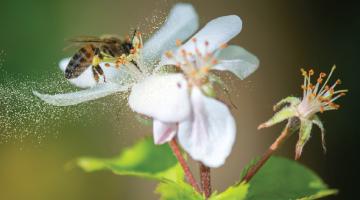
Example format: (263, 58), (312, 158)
(33, 3), (199, 106)
(258, 66), (348, 159)
(129, 15), (259, 167)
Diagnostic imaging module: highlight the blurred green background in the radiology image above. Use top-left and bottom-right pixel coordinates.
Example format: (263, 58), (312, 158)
(0, 0), (358, 199)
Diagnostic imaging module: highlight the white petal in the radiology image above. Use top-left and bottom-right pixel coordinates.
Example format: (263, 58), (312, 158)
(33, 83), (129, 106)
(129, 74), (191, 122)
(153, 120), (177, 144)
(213, 45), (259, 80)
(142, 3), (199, 67)
(58, 58), (132, 89)
(178, 87), (236, 168)
(160, 15), (242, 66)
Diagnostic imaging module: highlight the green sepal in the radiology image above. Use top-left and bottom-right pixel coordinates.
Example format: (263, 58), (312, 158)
(295, 119), (313, 159)
(311, 115), (326, 153)
(259, 107), (297, 129)
(273, 96), (301, 111)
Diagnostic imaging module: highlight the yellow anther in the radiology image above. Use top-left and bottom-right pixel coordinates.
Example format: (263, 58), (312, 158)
(317, 77), (323, 83)
(176, 39), (182, 47)
(201, 66), (210, 73)
(309, 69), (314, 76)
(336, 79), (342, 84)
(301, 68), (307, 76)
(165, 51), (173, 58)
(211, 59), (218, 65)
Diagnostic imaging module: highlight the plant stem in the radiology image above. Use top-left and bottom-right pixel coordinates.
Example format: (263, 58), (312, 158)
(168, 139), (201, 193)
(199, 163), (212, 199)
(241, 124), (291, 183)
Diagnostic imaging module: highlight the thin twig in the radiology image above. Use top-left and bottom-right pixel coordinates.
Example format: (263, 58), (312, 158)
(168, 139), (202, 193)
(199, 163), (212, 199)
(241, 124), (292, 183)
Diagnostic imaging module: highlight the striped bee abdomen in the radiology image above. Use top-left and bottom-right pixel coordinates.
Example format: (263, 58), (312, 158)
(65, 44), (95, 79)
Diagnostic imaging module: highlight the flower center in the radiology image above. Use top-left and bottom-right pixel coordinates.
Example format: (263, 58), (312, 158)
(165, 38), (223, 87)
(296, 66), (347, 118)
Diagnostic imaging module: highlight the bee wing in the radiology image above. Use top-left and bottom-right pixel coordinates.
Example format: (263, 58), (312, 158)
(66, 36), (104, 43)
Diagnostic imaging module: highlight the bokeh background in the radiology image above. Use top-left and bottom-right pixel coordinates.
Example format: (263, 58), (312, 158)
(0, 0), (358, 199)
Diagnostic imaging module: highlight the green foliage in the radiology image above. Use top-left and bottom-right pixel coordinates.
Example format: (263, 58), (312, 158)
(156, 180), (204, 200)
(76, 137), (182, 181)
(210, 183), (249, 200)
(246, 156), (337, 200)
(76, 138), (336, 200)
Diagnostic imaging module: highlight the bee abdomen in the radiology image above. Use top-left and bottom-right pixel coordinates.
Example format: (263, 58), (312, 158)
(65, 45), (95, 79)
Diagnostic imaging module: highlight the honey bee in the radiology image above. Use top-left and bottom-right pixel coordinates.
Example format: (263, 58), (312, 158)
(65, 31), (141, 82)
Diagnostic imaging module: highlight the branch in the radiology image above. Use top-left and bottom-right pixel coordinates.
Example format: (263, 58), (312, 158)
(168, 138), (202, 193)
(241, 122), (293, 183)
(200, 163), (212, 198)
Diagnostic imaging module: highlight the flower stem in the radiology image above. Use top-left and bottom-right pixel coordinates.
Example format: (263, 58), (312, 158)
(241, 124), (291, 183)
(168, 139), (202, 193)
(199, 163), (212, 199)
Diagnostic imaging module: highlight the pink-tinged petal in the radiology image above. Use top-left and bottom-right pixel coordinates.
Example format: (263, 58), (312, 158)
(153, 120), (177, 144)
(129, 74), (191, 122)
(160, 15), (242, 66)
(58, 58), (131, 88)
(178, 87), (236, 168)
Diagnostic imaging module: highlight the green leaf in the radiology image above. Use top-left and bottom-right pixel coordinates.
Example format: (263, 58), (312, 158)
(246, 156), (337, 200)
(156, 179), (204, 200)
(76, 137), (182, 181)
(210, 183), (249, 200)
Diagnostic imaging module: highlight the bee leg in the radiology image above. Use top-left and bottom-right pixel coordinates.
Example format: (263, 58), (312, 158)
(92, 66), (100, 82)
(94, 65), (106, 82)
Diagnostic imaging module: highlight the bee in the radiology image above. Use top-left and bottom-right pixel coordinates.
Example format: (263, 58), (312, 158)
(64, 31), (141, 82)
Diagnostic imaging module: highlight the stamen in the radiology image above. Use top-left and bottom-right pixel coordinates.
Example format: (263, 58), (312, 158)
(176, 39), (182, 47)
(318, 65), (336, 95)
(165, 51), (173, 59)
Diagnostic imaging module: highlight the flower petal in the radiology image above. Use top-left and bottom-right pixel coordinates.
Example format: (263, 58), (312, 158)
(177, 87), (236, 168)
(213, 45), (260, 80)
(129, 74), (191, 122)
(33, 83), (129, 106)
(153, 120), (177, 145)
(160, 15), (242, 66)
(58, 58), (132, 88)
(142, 3), (199, 68)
